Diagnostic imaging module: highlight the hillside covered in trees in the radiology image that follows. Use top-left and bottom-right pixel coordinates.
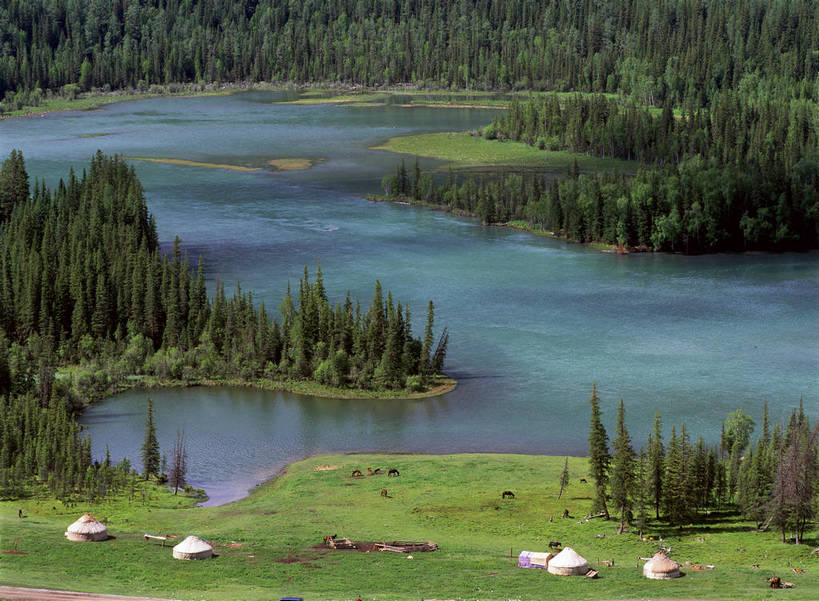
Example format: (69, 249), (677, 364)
(0, 150), (447, 500)
(1, 0), (816, 111)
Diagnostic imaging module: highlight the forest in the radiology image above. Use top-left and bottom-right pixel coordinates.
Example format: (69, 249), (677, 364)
(381, 149), (818, 252)
(588, 385), (817, 545)
(0, 150), (447, 500)
(1, 0), (816, 112)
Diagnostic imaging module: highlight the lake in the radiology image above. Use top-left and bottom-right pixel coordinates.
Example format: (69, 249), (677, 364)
(1, 91), (816, 505)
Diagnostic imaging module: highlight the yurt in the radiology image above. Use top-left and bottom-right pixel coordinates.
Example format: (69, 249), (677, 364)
(518, 550), (553, 569)
(547, 546), (589, 576)
(643, 551), (681, 579)
(172, 535), (213, 560)
(65, 513), (108, 542)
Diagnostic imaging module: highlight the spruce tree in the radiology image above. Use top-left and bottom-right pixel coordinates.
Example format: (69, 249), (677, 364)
(558, 457), (570, 500)
(141, 398), (160, 480)
(610, 399), (636, 533)
(587, 383), (610, 517)
(647, 412), (665, 519)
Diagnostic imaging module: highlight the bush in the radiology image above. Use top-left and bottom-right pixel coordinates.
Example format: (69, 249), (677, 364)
(405, 374), (424, 392)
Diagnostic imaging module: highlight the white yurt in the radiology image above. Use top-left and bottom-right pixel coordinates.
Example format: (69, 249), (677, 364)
(65, 513), (108, 542)
(643, 551), (681, 579)
(172, 535), (213, 560)
(547, 546), (589, 576)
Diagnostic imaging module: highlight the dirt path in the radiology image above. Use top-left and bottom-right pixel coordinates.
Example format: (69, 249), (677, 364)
(0, 587), (178, 601)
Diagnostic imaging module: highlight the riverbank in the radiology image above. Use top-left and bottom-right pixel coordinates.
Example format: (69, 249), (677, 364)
(3, 453), (816, 601)
(60, 364), (457, 409)
(368, 194), (624, 253)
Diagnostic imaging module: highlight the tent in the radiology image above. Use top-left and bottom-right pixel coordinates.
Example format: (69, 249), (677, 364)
(547, 546), (589, 576)
(65, 513), (108, 542)
(643, 551), (681, 579)
(518, 550), (553, 569)
(172, 535), (213, 560)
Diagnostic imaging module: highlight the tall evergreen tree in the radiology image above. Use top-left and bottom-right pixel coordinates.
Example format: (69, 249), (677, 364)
(647, 412), (665, 519)
(141, 398), (160, 480)
(587, 383), (610, 517)
(610, 399), (636, 533)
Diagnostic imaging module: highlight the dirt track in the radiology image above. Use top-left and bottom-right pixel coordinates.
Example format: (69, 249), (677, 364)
(0, 587), (178, 601)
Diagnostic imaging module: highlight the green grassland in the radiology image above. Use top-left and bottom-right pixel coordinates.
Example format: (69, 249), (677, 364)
(2, 454), (816, 601)
(371, 131), (637, 173)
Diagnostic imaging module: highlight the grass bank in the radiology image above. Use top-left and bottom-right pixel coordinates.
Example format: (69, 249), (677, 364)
(3, 453), (815, 601)
(371, 131), (637, 173)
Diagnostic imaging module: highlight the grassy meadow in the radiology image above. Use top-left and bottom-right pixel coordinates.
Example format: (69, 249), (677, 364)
(371, 132), (637, 173)
(2, 454), (816, 601)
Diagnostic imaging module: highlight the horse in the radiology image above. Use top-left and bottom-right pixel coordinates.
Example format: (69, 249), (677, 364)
(351, 469), (362, 477)
(548, 541), (561, 548)
(579, 478), (587, 483)
(323, 534), (337, 545)
(372, 468), (383, 474)
(388, 468), (400, 477)
(501, 490), (515, 499)
(380, 488), (388, 497)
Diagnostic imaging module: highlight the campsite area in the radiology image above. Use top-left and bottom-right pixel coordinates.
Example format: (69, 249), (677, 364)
(2, 453), (817, 601)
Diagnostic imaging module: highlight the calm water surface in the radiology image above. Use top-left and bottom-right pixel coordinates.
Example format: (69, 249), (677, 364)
(2, 92), (816, 505)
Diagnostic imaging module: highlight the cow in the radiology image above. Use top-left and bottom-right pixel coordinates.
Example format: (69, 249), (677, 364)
(380, 488), (388, 497)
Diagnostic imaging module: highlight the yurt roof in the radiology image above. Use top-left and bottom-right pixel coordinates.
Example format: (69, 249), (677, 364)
(173, 535), (213, 554)
(646, 551), (680, 573)
(67, 513), (107, 534)
(548, 546), (588, 568)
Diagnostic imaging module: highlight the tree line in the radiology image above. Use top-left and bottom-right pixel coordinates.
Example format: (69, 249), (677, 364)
(586, 385), (817, 544)
(488, 92), (816, 174)
(381, 157), (818, 253)
(0, 150), (447, 500)
(2, 0), (816, 112)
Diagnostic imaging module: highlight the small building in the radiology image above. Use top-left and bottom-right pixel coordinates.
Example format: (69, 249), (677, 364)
(65, 513), (108, 542)
(518, 550), (553, 569)
(172, 535), (213, 560)
(643, 551), (681, 579)
(547, 546), (589, 576)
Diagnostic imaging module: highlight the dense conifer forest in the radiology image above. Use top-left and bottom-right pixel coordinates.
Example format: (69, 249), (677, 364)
(0, 151), (447, 499)
(1, 0), (816, 110)
(588, 386), (817, 545)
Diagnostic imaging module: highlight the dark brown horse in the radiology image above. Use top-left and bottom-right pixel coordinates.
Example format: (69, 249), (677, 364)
(351, 469), (362, 477)
(501, 490), (515, 499)
(388, 468), (400, 477)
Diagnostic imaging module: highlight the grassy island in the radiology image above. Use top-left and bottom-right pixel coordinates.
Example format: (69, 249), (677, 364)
(3, 453), (816, 601)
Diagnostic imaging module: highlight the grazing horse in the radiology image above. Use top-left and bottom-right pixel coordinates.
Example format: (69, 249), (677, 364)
(372, 468), (383, 474)
(579, 478), (587, 483)
(388, 468), (400, 477)
(548, 541), (561, 549)
(380, 488), (388, 497)
(351, 469), (362, 477)
(501, 490), (515, 499)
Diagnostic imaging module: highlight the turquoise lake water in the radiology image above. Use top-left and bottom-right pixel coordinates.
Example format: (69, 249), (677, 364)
(1, 91), (816, 504)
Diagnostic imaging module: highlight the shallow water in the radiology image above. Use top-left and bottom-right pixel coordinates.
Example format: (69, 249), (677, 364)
(2, 92), (816, 505)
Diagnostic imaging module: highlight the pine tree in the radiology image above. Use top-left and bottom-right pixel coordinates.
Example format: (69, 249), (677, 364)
(610, 399), (636, 533)
(558, 456), (570, 500)
(587, 383), (610, 517)
(141, 398), (160, 480)
(647, 412), (665, 519)
(168, 429), (188, 495)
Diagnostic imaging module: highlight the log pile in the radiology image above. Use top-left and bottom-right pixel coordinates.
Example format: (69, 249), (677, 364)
(375, 541), (438, 553)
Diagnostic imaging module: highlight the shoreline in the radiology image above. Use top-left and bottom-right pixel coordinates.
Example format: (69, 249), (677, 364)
(367, 193), (626, 253)
(71, 371), (457, 410)
(0, 82), (513, 120)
